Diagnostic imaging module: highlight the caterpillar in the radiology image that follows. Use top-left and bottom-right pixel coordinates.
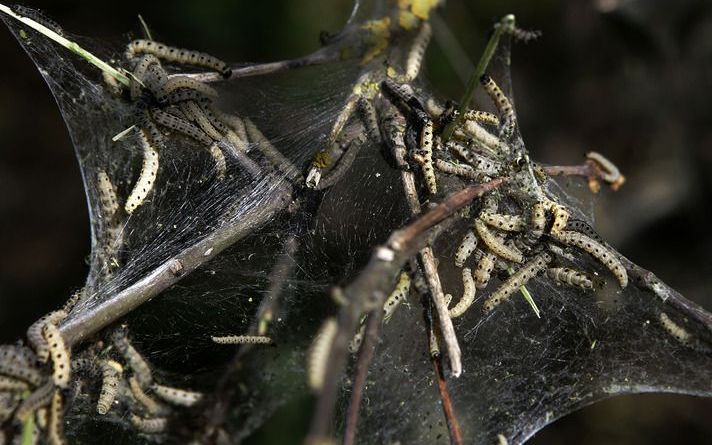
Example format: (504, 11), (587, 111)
(586, 151), (625, 189)
(412, 119), (437, 194)
(0, 345), (43, 386)
(460, 119), (508, 154)
(530, 202), (546, 237)
(565, 219), (604, 244)
(179, 101), (223, 141)
(211, 335), (272, 345)
(96, 360), (122, 415)
(404, 22), (431, 82)
(11, 5), (63, 36)
(383, 272), (410, 322)
(315, 133), (369, 190)
(449, 268), (476, 318)
(474, 250), (496, 289)
(434, 158), (479, 180)
(152, 384), (203, 407)
(357, 97), (381, 144)
(27, 310), (67, 363)
(349, 324), (366, 354)
(243, 118), (303, 182)
(14, 381), (54, 422)
(48, 390), (65, 445)
(546, 267), (593, 290)
(130, 414), (168, 434)
(42, 322), (70, 388)
(454, 230), (478, 267)
(156, 76), (217, 104)
(483, 252), (552, 313)
(124, 129), (159, 215)
(126, 39), (232, 78)
(128, 377), (165, 416)
(0, 375), (28, 391)
(307, 317), (338, 391)
(208, 143), (227, 179)
(474, 219), (524, 264)
(96, 170), (119, 219)
(306, 98), (357, 188)
(130, 54), (161, 99)
(659, 312), (691, 344)
(544, 199), (569, 235)
(479, 211), (525, 232)
(199, 103), (231, 136)
(480, 74), (516, 139)
(462, 110), (500, 127)
(151, 108), (212, 146)
(445, 141), (502, 176)
(378, 99), (409, 170)
(554, 231), (628, 287)
(509, 26), (542, 43)
(111, 329), (153, 389)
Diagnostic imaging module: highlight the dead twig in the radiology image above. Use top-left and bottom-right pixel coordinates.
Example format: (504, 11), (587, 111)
(305, 177), (505, 444)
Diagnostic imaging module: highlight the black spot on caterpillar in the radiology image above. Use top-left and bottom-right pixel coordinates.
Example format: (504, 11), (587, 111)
(126, 39), (232, 78)
(11, 5), (63, 36)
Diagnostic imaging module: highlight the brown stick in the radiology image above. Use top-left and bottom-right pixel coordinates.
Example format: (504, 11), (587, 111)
(305, 177), (505, 444)
(343, 308), (385, 445)
(432, 345), (463, 445)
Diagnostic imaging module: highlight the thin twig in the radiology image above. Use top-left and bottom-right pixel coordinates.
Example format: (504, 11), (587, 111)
(306, 177), (505, 444)
(343, 307), (384, 445)
(401, 170), (462, 377)
(180, 50), (340, 82)
(421, 293), (462, 445)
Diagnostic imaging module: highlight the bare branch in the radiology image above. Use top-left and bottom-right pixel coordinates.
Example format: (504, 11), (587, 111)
(306, 177), (505, 444)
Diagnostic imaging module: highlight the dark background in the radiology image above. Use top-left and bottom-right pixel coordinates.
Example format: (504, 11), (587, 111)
(1, 0), (711, 443)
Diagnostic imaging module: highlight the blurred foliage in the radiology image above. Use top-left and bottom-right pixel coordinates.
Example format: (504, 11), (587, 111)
(0, 0), (711, 443)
